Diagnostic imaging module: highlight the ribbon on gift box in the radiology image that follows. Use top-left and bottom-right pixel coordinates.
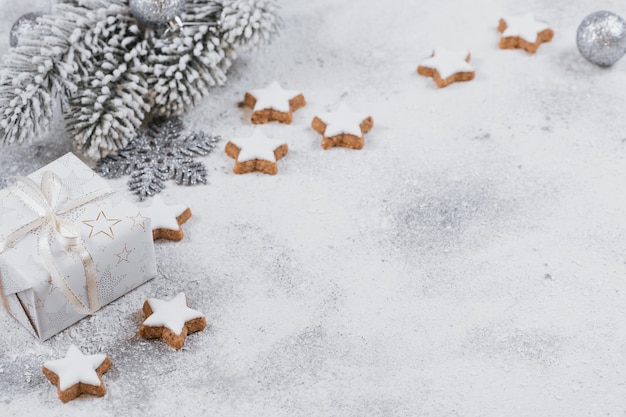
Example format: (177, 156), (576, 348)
(0, 171), (114, 315)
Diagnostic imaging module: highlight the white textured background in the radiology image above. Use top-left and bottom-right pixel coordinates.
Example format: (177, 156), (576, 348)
(2, 0), (626, 415)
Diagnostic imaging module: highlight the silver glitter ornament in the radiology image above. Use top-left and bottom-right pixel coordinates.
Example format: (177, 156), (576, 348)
(129, 0), (186, 28)
(9, 12), (44, 48)
(577, 11), (626, 67)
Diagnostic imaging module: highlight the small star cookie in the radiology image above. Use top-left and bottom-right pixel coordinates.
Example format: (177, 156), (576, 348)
(139, 292), (207, 350)
(243, 81), (306, 124)
(225, 129), (288, 175)
(142, 195), (191, 241)
(311, 104), (374, 150)
(417, 48), (475, 88)
(42, 345), (112, 403)
(498, 13), (553, 54)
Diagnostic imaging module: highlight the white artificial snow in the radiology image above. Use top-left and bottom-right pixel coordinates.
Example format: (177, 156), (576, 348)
(1, 0), (626, 416)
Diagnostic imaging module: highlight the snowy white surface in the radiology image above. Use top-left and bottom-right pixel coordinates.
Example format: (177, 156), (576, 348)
(2, 0), (626, 415)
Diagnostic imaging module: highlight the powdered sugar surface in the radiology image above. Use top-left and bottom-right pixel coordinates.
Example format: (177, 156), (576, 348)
(2, 0), (626, 416)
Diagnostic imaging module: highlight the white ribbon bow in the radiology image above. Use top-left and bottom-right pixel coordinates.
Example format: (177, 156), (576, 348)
(0, 171), (114, 315)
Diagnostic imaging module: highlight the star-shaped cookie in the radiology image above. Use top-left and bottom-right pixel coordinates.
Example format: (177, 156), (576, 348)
(417, 48), (475, 88)
(82, 211), (122, 239)
(225, 129), (288, 175)
(142, 195), (191, 241)
(311, 104), (374, 150)
(42, 345), (112, 403)
(243, 81), (306, 124)
(139, 292), (207, 350)
(498, 13), (553, 54)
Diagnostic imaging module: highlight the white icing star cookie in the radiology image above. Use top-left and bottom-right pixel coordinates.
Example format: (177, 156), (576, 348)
(139, 292), (207, 350)
(311, 104), (374, 150)
(498, 13), (554, 54)
(243, 81), (306, 124)
(142, 195), (191, 241)
(42, 345), (112, 403)
(225, 129), (289, 175)
(417, 48), (475, 88)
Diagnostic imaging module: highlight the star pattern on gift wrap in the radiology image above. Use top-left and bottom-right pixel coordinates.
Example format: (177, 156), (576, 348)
(46, 276), (62, 296)
(60, 246), (77, 260)
(45, 303), (71, 330)
(42, 345), (112, 403)
(61, 171), (91, 196)
(0, 263), (21, 294)
(22, 295), (34, 311)
(98, 265), (127, 302)
(114, 244), (134, 265)
(498, 13), (553, 54)
(82, 211), (122, 239)
(129, 211), (150, 231)
(417, 48), (475, 88)
(60, 205), (87, 224)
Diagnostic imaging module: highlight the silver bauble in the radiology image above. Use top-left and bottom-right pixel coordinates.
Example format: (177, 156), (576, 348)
(9, 12), (44, 48)
(576, 11), (626, 67)
(129, 0), (186, 27)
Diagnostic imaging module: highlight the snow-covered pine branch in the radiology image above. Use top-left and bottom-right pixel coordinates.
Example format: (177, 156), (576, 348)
(148, 1), (228, 117)
(0, 0), (280, 158)
(0, 11), (76, 145)
(62, 0), (150, 158)
(220, 0), (281, 50)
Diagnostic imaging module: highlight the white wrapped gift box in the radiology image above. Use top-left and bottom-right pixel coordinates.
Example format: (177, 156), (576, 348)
(0, 153), (157, 340)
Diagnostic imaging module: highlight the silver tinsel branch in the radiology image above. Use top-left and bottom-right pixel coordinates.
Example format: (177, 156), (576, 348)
(0, 0), (279, 159)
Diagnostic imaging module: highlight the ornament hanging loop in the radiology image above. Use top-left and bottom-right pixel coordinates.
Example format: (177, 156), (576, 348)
(163, 16), (184, 37)
(129, 0), (186, 29)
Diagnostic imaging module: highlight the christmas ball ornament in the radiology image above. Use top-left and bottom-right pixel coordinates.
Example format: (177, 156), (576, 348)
(576, 11), (626, 67)
(9, 12), (44, 47)
(129, 0), (186, 27)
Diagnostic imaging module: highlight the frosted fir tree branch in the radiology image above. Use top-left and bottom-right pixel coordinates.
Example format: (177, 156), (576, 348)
(59, 0), (151, 157)
(0, 12), (77, 144)
(0, 0), (279, 158)
(148, 21), (231, 117)
(219, 0), (281, 50)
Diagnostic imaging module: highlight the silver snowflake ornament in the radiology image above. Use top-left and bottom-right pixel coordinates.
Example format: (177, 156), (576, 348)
(96, 116), (220, 200)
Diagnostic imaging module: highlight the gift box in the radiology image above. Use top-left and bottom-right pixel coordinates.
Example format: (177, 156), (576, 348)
(0, 153), (158, 340)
